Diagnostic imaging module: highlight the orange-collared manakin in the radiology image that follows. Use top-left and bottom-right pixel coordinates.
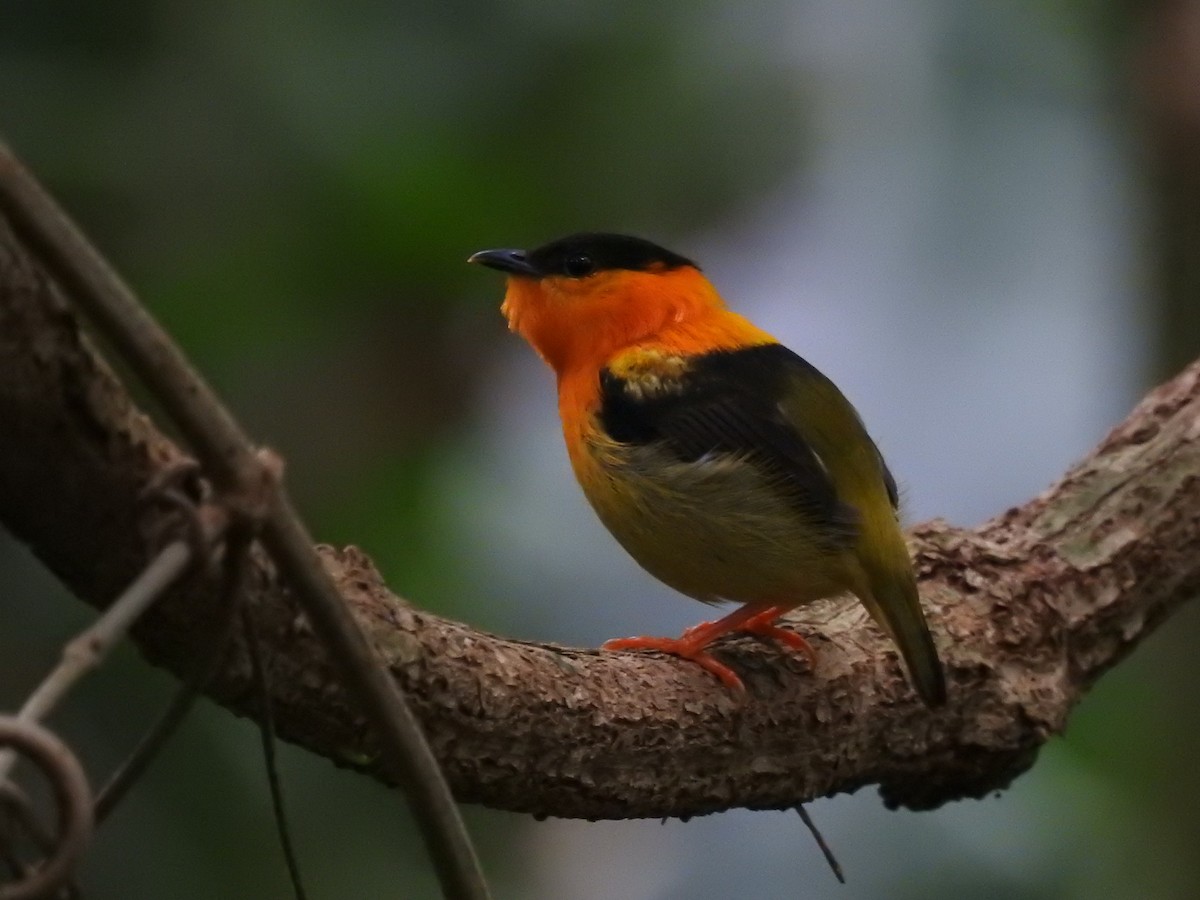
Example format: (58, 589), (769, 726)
(469, 233), (946, 706)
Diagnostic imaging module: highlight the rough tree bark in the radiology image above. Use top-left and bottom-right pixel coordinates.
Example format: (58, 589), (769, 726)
(1, 213), (1198, 820)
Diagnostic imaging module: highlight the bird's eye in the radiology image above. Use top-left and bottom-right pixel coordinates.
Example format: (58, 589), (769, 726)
(564, 254), (595, 278)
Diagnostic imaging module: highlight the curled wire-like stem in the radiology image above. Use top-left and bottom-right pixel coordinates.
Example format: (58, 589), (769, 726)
(0, 535), (209, 789)
(0, 493), (228, 790)
(0, 718), (92, 900)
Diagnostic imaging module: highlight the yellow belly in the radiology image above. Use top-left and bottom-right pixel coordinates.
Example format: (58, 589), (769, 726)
(573, 432), (855, 605)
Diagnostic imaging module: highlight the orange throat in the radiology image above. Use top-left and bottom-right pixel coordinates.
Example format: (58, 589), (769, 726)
(501, 265), (772, 379)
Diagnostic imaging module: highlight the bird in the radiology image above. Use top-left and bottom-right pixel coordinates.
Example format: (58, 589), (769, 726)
(469, 232), (946, 706)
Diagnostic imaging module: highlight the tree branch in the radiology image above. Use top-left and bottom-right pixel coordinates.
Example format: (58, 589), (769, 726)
(1, 205), (1198, 820)
(0, 145), (487, 899)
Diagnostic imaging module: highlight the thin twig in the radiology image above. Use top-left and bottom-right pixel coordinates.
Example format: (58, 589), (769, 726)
(794, 805), (844, 884)
(19, 542), (191, 722)
(0, 140), (488, 899)
(92, 681), (198, 825)
(243, 603), (309, 900)
(94, 522), (246, 825)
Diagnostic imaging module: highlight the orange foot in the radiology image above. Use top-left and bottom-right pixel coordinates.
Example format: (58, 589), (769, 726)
(601, 633), (748, 690)
(602, 604), (817, 691)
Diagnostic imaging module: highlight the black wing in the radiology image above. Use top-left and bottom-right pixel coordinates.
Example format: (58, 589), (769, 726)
(599, 343), (860, 547)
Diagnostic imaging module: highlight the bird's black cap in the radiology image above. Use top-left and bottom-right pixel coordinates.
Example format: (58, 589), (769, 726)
(469, 233), (697, 279)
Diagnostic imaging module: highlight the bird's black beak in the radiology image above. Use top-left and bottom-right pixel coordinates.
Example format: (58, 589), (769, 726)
(467, 248), (540, 277)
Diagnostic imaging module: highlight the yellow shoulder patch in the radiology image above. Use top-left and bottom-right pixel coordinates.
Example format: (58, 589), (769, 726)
(607, 348), (691, 400)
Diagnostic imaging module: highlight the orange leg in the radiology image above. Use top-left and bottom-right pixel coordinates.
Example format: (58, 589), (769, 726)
(602, 603), (817, 691)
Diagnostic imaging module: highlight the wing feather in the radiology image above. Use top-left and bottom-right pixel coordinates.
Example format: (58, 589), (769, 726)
(599, 344), (862, 547)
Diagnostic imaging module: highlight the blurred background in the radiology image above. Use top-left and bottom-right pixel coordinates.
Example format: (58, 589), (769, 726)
(2, 1), (1199, 897)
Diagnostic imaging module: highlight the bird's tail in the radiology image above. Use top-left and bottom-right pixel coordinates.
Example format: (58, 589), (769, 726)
(856, 556), (946, 707)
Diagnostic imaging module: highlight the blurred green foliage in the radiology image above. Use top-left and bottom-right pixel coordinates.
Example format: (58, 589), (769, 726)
(1, 0), (804, 599)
